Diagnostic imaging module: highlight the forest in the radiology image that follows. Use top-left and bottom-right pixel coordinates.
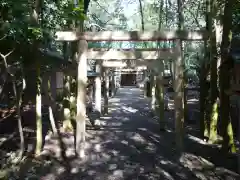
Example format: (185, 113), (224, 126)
(0, 0), (240, 179)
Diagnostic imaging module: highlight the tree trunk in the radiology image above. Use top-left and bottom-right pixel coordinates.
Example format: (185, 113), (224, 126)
(0, 51), (25, 159)
(183, 50), (188, 123)
(70, 42), (78, 122)
(47, 77), (58, 135)
(35, 61), (42, 156)
(62, 42), (73, 132)
(208, 0), (219, 143)
(63, 74), (73, 132)
(219, 0), (236, 153)
(176, 0), (185, 151)
(154, 0), (165, 130)
(156, 71), (165, 131)
(174, 39), (185, 151)
(13, 76), (25, 159)
(46, 76), (69, 161)
(199, 54), (210, 139)
(209, 31), (219, 143)
(138, 0), (149, 97)
(103, 68), (109, 114)
(138, 0), (144, 31)
(30, 0), (43, 157)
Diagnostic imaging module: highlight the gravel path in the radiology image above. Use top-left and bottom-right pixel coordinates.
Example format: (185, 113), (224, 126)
(37, 87), (240, 180)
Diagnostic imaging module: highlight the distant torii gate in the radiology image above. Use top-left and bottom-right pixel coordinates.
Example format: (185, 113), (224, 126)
(99, 47), (176, 115)
(55, 30), (208, 157)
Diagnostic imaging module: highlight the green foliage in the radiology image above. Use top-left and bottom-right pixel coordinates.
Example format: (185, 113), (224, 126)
(184, 42), (205, 80)
(59, 0), (87, 25)
(28, 27), (43, 40)
(0, 0), (86, 65)
(1, 0), (31, 40)
(233, 1), (240, 35)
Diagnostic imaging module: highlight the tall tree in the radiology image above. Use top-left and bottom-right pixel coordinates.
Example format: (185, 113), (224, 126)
(138, 0), (145, 31)
(31, 0), (43, 156)
(200, 0), (211, 140)
(138, 0), (149, 97)
(219, 0), (236, 153)
(175, 0), (185, 150)
(208, 0), (219, 143)
(155, 0), (165, 131)
(0, 50), (25, 159)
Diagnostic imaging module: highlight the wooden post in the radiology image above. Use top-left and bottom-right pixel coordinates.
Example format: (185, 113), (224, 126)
(151, 74), (157, 111)
(76, 40), (88, 158)
(155, 58), (166, 130)
(119, 68), (122, 88)
(95, 62), (102, 114)
(237, 98), (240, 174)
(114, 69), (118, 91)
(111, 69), (116, 97)
(51, 73), (57, 100)
(174, 39), (184, 151)
(103, 68), (109, 114)
(144, 70), (148, 97)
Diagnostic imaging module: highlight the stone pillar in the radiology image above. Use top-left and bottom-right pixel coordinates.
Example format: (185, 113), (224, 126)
(103, 68), (109, 114)
(95, 62), (102, 114)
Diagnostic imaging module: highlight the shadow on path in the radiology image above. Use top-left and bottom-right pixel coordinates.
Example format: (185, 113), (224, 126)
(15, 87), (240, 180)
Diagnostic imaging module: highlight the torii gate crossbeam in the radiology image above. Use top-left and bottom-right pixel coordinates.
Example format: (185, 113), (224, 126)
(55, 30), (208, 41)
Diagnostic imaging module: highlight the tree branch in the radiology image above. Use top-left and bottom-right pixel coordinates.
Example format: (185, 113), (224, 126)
(0, 48), (15, 76)
(185, 7), (202, 29)
(0, 35), (7, 41)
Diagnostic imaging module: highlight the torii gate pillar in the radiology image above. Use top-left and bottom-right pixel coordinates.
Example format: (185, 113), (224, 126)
(76, 40), (88, 158)
(151, 74), (157, 111)
(95, 62), (102, 115)
(143, 70), (148, 97)
(111, 69), (116, 97)
(103, 67), (109, 114)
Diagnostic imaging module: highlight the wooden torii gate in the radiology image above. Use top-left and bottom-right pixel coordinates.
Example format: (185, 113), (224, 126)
(55, 30), (208, 157)
(99, 47), (176, 115)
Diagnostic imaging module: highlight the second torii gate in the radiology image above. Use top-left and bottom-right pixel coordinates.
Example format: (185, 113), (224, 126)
(55, 30), (207, 157)
(88, 48), (177, 114)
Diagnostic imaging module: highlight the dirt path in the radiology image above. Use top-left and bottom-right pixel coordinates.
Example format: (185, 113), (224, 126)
(20, 87), (240, 180)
